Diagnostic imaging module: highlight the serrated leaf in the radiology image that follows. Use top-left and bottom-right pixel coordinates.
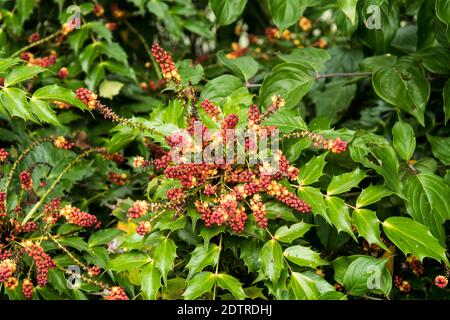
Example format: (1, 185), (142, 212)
(325, 196), (356, 240)
(274, 222), (313, 243)
(327, 168), (366, 196)
(382, 217), (449, 265)
(298, 152), (327, 185)
(33, 85), (87, 110)
(265, 201), (298, 222)
(154, 238), (177, 283)
(29, 99), (61, 126)
(141, 262), (162, 300)
(183, 271), (215, 300)
(5, 65), (46, 86)
(186, 244), (220, 280)
(216, 274), (247, 300)
(352, 209), (387, 250)
(0, 87), (34, 120)
(284, 245), (329, 268)
(297, 186), (329, 223)
(356, 185), (393, 208)
(392, 121), (415, 161)
(0, 58), (22, 73)
(109, 252), (151, 272)
(260, 239), (284, 285)
(290, 271), (320, 300)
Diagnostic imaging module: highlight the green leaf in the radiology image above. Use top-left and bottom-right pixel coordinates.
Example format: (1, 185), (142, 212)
(427, 135), (450, 165)
(141, 262), (162, 300)
(327, 167), (366, 196)
(274, 222), (313, 243)
(79, 43), (101, 73)
(184, 20), (214, 39)
(372, 57), (430, 126)
(383, 217), (449, 265)
(337, 0), (359, 25)
(216, 274), (247, 300)
(325, 196), (356, 240)
(283, 138), (311, 162)
(0, 87), (34, 120)
(360, 55), (397, 72)
(183, 271), (215, 300)
(99, 80), (124, 100)
(209, 0), (248, 26)
(4, 65), (46, 87)
(88, 229), (123, 247)
(267, 0), (308, 31)
(259, 63), (314, 109)
(356, 185), (393, 208)
(404, 173), (450, 244)
(284, 245), (329, 268)
(186, 244), (220, 280)
(261, 108), (307, 133)
(260, 239), (284, 284)
(109, 252), (151, 272)
(297, 186), (328, 223)
(290, 271), (320, 300)
(392, 121), (415, 161)
(84, 21), (112, 43)
(16, 0), (36, 25)
(298, 152), (327, 186)
(217, 50), (258, 82)
(416, 47), (450, 74)
(100, 42), (128, 65)
(201, 75), (243, 103)
(352, 209), (387, 250)
(265, 201), (298, 222)
(28, 99), (61, 126)
(444, 79), (450, 124)
(0, 58), (22, 73)
(147, 0), (169, 19)
(278, 48), (330, 72)
(154, 237), (177, 283)
(436, 0), (450, 42)
(58, 237), (88, 252)
(176, 59), (204, 86)
(33, 85), (88, 110)
(342, 256), (392, 296)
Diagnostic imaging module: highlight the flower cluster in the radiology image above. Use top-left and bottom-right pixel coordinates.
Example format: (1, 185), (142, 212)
(201, 99), (221, 120)
(0, 148), (9, 163)
(19, 170), (33, 190)
(434, 275), (448, 289)
(75, 88), (99, 110)
(128, 200), (150, 219)
(108, 172), (128, 186)
(104, 286), (128, 300)
(0, 259), (16, 283)
(43, 198), (61, 225)
(394, 276), (411, 293)
(21, 52), (58, 68)
(59, 205), (100, 228)
(407, 256), (424, 277)
(150, 43), (181, 84)
(5, 276), (18, 289)
(22, 242), (56, 287)
(53, 136), (74, 150)
(136, 221), (152, 236)
(22, 279), (34, 299)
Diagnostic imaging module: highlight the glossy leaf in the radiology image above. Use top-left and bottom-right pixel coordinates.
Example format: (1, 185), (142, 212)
(356, 185), (393, 208)
(298, 152), (327, 186)
(284, 245), (329, 268)
(183, 271), (215, 300)
(274, 222), (313, 243)
(327, 167), (366, 196)
(260, 239), (284, 284)
(209, 0), (248, 26)
(154, 238), (177, 283)
(352, 209), (387, 250)
(216, 274), (247, 300)
(392, 121), (415, 161)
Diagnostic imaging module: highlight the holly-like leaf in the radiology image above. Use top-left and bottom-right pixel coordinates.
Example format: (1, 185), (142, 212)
(274, 222), (313, 243)
(382, 217), (449, 265)
(141, 262), (162, 300)
(392, 121), (415, 161)
(356, 185), (393, 208)
(28, 99), (61, 126)
(0, 87), (34, 121)
(154, 238), (177, 283)
(352, 209), (387, 250)
(216, 274), (247, 300)
(5, 65), (46, 87)
(259, 239), (284, 285)
(108, 252), (151, 272)
(327, 168), (366, 196)
(186, 244), (220, 280)
(183, 271), (215, 300)
(88, 229), (123, 247)
(325, 196), (356, 240)
(284, 245), (329, 268)
(290, 271), (320, 300)
(32, 85), (88, 110)
(298, 152), (327, 186)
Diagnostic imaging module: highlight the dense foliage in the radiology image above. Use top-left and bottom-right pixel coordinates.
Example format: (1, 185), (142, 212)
(0, 0), (450, 300)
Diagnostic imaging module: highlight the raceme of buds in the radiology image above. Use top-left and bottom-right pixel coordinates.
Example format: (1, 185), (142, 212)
(53, 136), (74, 150)
(128, 200), (150, 219)
(28, 32), (41, 43)
(43, 198), (61, 225)
(108, 172), (128, 186)
(59, 205), (100, 228)
(150, 44), (181, 84)
(201, 99), (221, 120)
(136, 221), (152, 236)
(88, 266), (102, 277)
(0, 148), (8, 163)
(19, 171), (33, 190)
(0, 259), (16, 282)
(104, 286), (128, 300)
(22, 279), (34, 299)
(76, 88), (99, 110)
(22, 242), (56, 287)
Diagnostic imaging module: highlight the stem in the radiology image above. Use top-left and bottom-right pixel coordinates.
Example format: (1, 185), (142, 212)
(123, 19), (162, 80)
(10, 30), (62, 58)
(21, 148), (102, 225)
(245, 82), (262, 88)
(316, 72), (372, 80)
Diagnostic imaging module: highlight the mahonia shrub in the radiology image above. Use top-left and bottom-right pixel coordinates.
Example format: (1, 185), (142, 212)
(0, 0), (449, 300)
